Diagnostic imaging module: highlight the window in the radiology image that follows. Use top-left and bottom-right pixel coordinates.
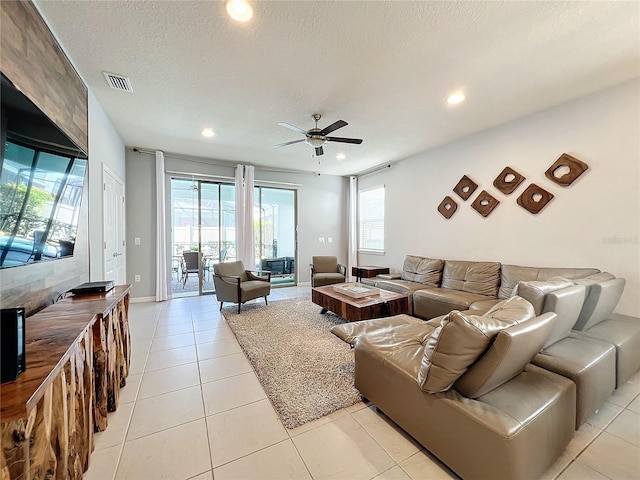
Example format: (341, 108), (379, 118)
(358, 185), (385, 252)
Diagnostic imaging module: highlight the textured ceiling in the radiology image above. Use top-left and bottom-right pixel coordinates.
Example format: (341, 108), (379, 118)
(35, 1), (639, 176)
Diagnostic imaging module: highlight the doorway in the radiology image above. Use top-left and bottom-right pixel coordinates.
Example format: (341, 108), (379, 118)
(170, 178), (297, 296)
(103, 167), (125, 284)
(170, 178), (236, 296)
(254, 186), (297, 287)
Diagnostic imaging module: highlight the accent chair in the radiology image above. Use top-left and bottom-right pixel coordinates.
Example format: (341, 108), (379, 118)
(310, 256), (346, 287)
(213, 261), (271, 313)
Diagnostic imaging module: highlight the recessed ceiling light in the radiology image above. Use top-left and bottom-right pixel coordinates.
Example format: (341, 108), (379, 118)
(447, 92), (465, 105)
(226, 0), (253, 22)
(201, 128), (215, 138)
(336, 153), (346, 160)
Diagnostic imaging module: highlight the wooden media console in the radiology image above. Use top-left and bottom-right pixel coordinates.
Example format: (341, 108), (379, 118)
(0, 285), (132, 479)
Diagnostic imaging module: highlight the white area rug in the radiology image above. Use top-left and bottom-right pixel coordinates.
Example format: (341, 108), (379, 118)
(222, 298), (361, 428)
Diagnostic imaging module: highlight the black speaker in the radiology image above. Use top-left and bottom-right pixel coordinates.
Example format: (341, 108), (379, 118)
(1, 307), (26, 383)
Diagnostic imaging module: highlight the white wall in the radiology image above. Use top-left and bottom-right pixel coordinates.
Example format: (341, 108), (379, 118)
(87, 91), (126, 281)
(359, 79), (639, 317)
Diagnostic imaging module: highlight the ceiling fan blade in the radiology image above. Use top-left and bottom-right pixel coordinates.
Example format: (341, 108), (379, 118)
(315, 146), (324, 156)
(274, 139), (305, 148)
(319, 120), (348, 136)
(278, 122), (309, 136)
(326, 136), (363, 144)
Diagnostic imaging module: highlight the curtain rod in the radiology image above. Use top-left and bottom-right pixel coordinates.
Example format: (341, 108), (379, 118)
(165, 170), (301, 187)
(356, 163), (393, 178)
(131, 147), (313, 176)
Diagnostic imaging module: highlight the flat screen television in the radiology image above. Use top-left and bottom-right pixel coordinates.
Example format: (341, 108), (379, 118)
(0, 74), (88, 268)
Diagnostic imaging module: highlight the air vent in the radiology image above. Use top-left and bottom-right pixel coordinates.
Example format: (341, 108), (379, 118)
(103, 72), (133, 92)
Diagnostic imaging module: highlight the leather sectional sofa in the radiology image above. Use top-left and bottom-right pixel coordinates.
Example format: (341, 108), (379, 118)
(335, 255), (639, 479)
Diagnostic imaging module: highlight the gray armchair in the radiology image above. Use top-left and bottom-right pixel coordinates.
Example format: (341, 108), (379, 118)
(213, 261), (271, 313)
(310, 256), (346, 287)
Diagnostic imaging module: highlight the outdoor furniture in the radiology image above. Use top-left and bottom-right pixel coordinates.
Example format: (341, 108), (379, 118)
(213, 261), (271, 313)
(181, 251), (201, 287)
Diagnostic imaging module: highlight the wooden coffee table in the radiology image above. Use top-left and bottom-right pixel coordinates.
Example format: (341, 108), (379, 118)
(312, 284), (409, 322)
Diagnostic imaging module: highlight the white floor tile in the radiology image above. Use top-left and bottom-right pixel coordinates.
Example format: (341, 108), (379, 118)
(206, 399), (288, 467)
(373, 466), (412, 480)
(628, 394), (640, 414)
(154, 322), (194, 338)
(586, 401), (625, 430)
(201, 372), (266, 415)
(127, 385), (204, 440)
(198, 353), (253, 383)
(116, 419), (211, 480)
(292, 414), (396, 479)
(83, 444), (121, 480)
(351, 406), (421, 463)
(145, 344), (198, 372)
(119, 373), (142, 404)
(213, 440), (311, 480)
(557, 460), (611, 479)
(399, 450), (458, 480)
(605, 409), (640, 447)
(194, 326), (236, 344)
(94, 402), (134, 451)
(577, 431), (640, 479)
(196, 339), (243, 361)
(138, 363), (200, 399)
(150, 332), (195, 352)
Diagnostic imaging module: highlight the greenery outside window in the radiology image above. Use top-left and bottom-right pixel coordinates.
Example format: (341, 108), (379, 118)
(358, 185), (384, 253)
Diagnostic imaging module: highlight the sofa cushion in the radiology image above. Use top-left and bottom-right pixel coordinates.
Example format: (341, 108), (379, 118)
(417, 297), (536, 393)
(498, 265), (600, 299)
(454, 312), (557, 398)
(512, 278), (575, 314)
(330, 314), (421, 345)
(571, 273), (625, 331)
(441, 260), (501, 297)
(413, 288), (492, 320)
(400, 255), (444, 286)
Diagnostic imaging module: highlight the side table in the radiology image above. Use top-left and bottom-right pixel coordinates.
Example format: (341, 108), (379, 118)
(352, 266), (390, 282)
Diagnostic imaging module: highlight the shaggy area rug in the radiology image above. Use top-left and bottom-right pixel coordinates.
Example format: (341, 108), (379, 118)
(222, 298), (362, 429)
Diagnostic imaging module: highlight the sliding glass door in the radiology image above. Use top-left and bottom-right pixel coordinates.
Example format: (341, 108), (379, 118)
(171, 178), (236, 296)
(254, 186), (296, 287)
(170, 179), (296, 296)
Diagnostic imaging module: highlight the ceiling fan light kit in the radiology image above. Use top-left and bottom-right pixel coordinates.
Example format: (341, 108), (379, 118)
(275, 113), (362, 156)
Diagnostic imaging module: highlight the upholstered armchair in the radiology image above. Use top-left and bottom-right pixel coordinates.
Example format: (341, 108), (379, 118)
(310, 256), (346, 287)
(213, 261), (271, 313)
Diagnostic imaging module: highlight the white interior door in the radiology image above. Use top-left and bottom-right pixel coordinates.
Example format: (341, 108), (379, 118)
(103, 167), (126, 284)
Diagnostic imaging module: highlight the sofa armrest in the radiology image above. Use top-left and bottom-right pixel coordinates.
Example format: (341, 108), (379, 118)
(246, 270), (271, 282)
(338, 264), (347, 276)
(377, 273), (401, 280)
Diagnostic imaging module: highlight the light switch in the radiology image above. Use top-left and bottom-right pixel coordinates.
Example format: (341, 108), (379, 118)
(134, 275), (141, 282)
(135, 237), (141, 245)
(327, 237), (333, 243)
(318, 237), (325, 243)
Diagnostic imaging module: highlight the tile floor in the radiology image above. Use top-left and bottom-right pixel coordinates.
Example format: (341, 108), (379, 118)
(86, 286), (640, 480)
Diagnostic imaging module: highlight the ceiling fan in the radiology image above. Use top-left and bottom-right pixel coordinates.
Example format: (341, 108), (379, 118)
(274, 113), (363, 156)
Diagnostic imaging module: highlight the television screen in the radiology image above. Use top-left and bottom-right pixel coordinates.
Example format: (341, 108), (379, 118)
(0, 74), (88, 268)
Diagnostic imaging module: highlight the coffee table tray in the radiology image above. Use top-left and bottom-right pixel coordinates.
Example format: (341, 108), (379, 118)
(333, 283), (380, 298)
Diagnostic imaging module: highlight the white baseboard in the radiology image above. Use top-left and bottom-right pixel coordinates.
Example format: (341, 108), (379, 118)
(130, 296), (156, 303)
(297, 281), (311, 287)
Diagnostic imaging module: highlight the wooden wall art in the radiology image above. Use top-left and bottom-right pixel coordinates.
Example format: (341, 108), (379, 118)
(437, 196), (458, 219)
(493, 166), (525, 195)
(471, 190), (500, 217)
(517, 183), (554, 214)
(453, 175), (478, 201)
(544, 153), (588, 187)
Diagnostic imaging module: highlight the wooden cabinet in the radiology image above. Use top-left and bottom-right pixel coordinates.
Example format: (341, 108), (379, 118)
(0, 286), (131, 480)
